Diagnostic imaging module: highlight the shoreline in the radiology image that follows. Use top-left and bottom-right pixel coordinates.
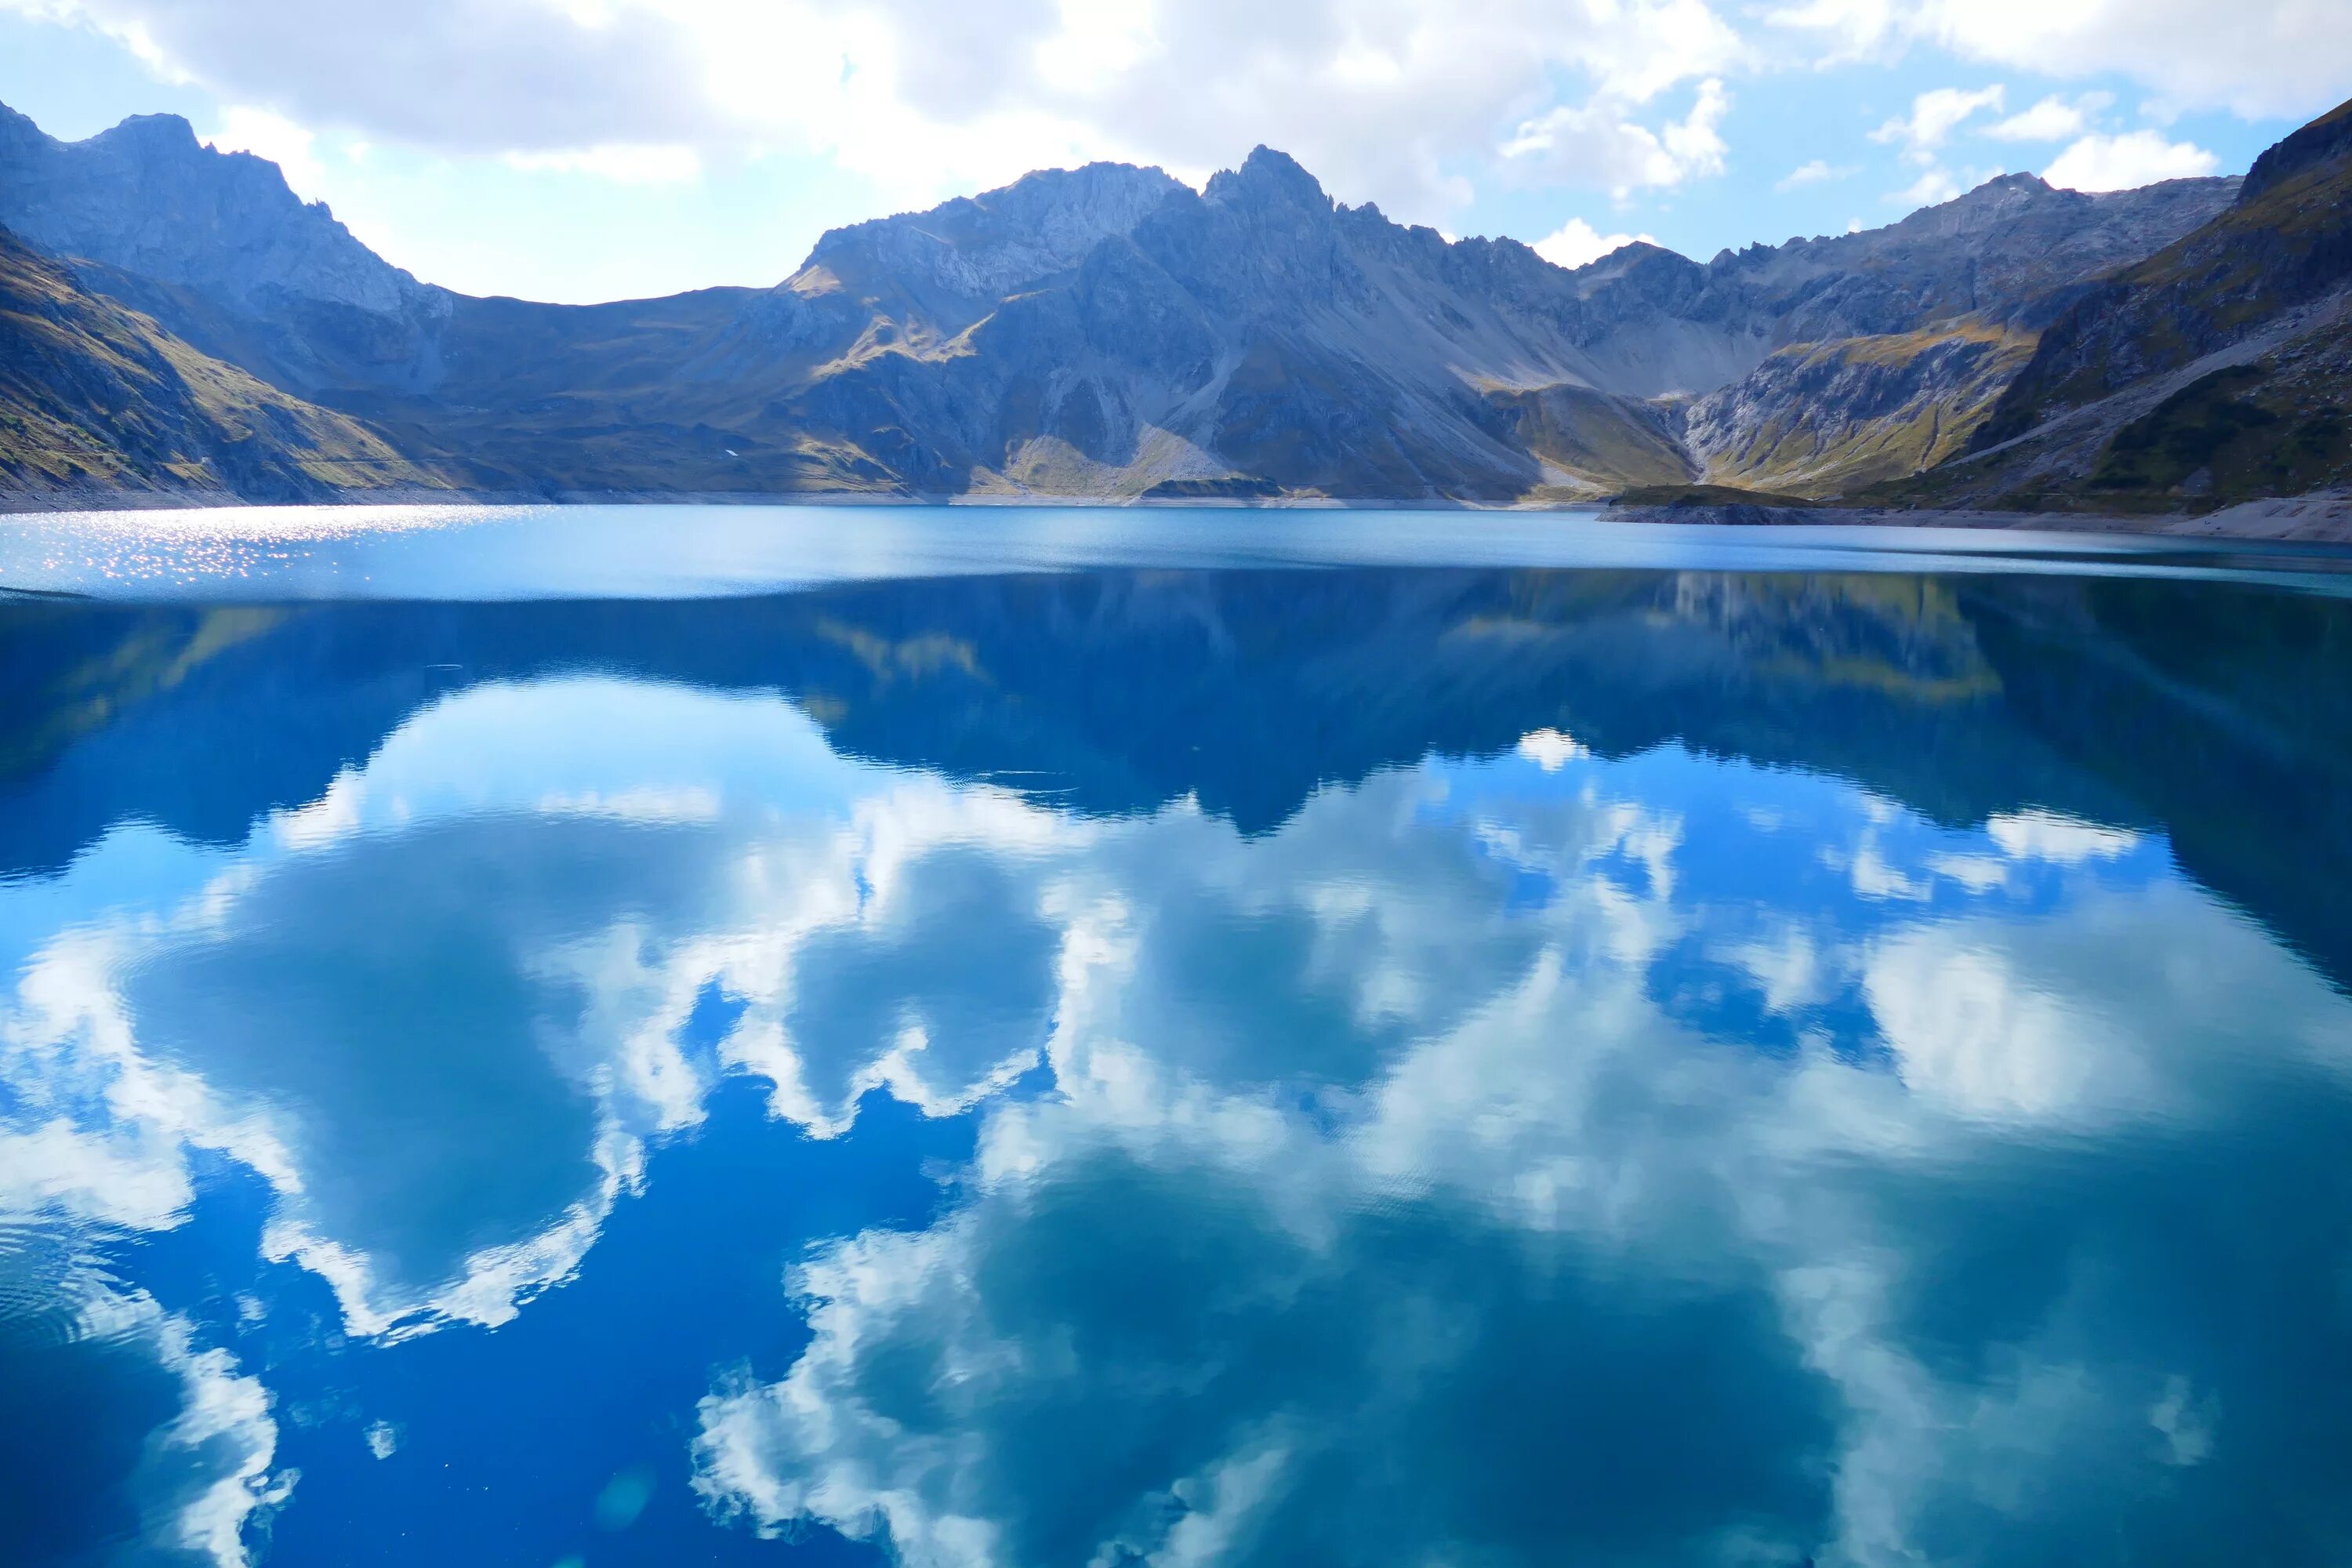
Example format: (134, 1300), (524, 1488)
(3, 485), (2348, 546)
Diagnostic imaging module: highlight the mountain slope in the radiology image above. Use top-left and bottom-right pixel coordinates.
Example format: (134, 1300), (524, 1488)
(1674, 172), (2240, 496)
(0, 96), (2267, 507)
(1878, 96), (2352, 512)
(1680, 322), (2038, 493)
(0, 103), (452, 397)
(592, 153), (2228, 502)
(0, 224), (445, 503)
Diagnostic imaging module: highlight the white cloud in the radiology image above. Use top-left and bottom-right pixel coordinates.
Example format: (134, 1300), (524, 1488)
(1772, 0), (2352, 122)
(1515, 727), (1593, 766)
(2, 0), (1753, 231)
(1885, 166), (1961, 208)
(504, 143), (704, 183)
(1984, 92), (2110, 143)
(1984, 809), (2139, 862)
(692, 793), (2352, 1567)
(2042, 129), (2220, 191)
(209, 104), (325, 197)
(147, 1308), (296, 1568)
(1776, 158), (1854, 190)
(16, 583), (2352, 1562)
(1530, 219), (1655, 270)
(0, 1260), (289, 1566)
(1503, 76), (1732, 195)
(1871, 85), (2004, 163)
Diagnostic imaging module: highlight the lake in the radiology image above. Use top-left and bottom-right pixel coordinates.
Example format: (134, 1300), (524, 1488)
(5, 504), (2352, 1567)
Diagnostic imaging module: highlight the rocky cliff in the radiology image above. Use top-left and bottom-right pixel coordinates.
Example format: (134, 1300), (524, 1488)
(1882, 97), (2352, 512)
(0, 94), (2307, 508)
(0, 103), (451, 395)
(0, 224), (447, 503)
(537, 149), (2230, 502)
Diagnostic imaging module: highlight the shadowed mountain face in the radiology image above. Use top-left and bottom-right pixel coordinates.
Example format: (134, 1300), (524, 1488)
(1887, 98), (2352, 514)
(0, 103), (448, 396)
(0, 93), (2259, 505)
(0, 224), (447, 503)
(6, 565), (2349, 993)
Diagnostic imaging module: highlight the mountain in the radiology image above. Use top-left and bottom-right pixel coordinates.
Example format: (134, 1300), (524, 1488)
(1878, 99), (2352, 513)
(0, 94), (2304, 510)
(590, 153), (2230, 502)
(10, 566), (2352, 993)
(0, 101), (450, 396)
(0, 223), (446, 503)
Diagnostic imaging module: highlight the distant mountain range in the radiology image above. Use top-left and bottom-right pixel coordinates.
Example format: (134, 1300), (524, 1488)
(2, 95), (2347, 513)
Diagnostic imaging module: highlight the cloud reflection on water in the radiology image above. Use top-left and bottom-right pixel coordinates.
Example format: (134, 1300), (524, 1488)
(3, 565), (2352, 1565)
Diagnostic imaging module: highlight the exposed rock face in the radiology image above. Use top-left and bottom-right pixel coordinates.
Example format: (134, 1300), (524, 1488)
(1982, 107), (2352, 433)
(0, 104), (452, 395)
(2241, 98), (2352, 205)
(1682, 326), (2038, 493)
(742, 153), (2238, 499)
(0, 106), (419, 315)
(0, 224), (445, 503)
(809, 163), (1189, 318)
(1720, 173), (2240, 339)
(1888, 96), (2352, 511)
(0, 93), (2292, 506)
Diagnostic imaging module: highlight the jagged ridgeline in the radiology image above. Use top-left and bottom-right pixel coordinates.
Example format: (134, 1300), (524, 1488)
(1882, 100), (2352, 512)
(1, 94), (2344, 509)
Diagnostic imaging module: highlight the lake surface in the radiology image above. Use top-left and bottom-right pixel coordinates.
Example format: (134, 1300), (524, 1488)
(5, 504), (2352, 1567)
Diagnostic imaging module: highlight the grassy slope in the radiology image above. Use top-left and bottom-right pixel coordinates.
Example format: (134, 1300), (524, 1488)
(319, 285), (914, 497)
(1694, 322), (2038, 498)
(1484, 382), (1696, 495)
(1879, 98), (2352, 511)
(0, 227), (445, 500)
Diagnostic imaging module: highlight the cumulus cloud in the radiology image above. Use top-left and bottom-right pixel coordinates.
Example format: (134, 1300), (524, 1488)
(14, 576), (2352, 1565)
(2042, 129), (2220, 191)
(503, 143), (704, 184)
(1503, 77), (1732, 194)
(1769, 0), (2352, 121)
(1871, 85), (2005, 163)
(0, 0), (1750, 226)
(0, 676), (1117, 1340)
(1885, 166), (1962, 208)
(1530, 218), (1655, 269)
(0, 667), (1607, 1344)
(1776, 157), (1855, 189)
(695, 1127), (1838, 1568)
(1, 1236), (289, 1566)
(1984, 91), (2111, 143)
(1984, 808), (2139, 862)
(693, 786), (2352, 1566)
(209, 105), (325, 196)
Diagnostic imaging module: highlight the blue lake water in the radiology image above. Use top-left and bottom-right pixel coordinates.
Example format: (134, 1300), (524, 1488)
(5, 505), (2352, 1566)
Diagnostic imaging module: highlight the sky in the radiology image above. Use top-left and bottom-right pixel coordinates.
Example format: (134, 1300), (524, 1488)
(0, 0), (2345, 305)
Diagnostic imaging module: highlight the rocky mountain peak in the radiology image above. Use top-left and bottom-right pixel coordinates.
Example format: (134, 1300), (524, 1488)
(1207, 147), (1333, 213)
(0, 99), (425, 321)
(87, 111), (204, 153)
(2240, 96), (2352, 203)
(799, 159), (1183, 305)
(1893, 172), (2065, 238)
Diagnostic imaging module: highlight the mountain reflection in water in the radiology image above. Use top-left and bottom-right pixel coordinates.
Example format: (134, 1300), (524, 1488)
(2, 564), (2350, 1568)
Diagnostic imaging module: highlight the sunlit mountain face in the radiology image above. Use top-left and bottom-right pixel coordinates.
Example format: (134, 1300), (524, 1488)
(5, 560), (2352, 1567)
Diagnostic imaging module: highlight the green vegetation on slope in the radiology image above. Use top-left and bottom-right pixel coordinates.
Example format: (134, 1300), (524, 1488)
(1484, 381), (1695, 495)
(1869, 96), (2352, 513)
(1690, 321), (2038, 499)
(1971, 97), (2352, 450)
(0, 227), (445, 501)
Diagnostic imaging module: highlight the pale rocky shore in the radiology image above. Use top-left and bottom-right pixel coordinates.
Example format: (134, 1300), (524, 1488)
(1600, 489), (2352, 544)
(8, 485), (2350, 549)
